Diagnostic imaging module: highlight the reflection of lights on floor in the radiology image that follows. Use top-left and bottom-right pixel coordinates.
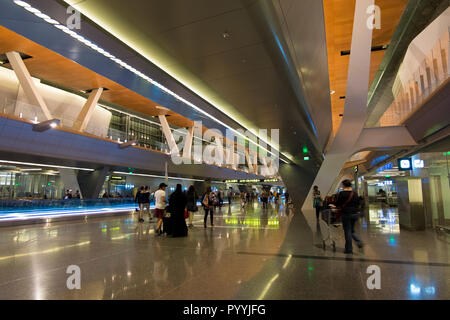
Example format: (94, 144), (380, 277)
(409, 282), (436, 297)
(257, 273), (279, 300)
(368, 207), (400, 234)
(389, 236), (397, 246)
(410, 284), (421, 295)
(0, 241), (90, 261)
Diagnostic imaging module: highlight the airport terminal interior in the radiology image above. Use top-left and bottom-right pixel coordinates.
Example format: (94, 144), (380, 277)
(0, 0), (449, 300)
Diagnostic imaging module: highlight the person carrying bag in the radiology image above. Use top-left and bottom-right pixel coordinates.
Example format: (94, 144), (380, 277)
(202, 187), (214, 228)
(334, 179), (364, 254)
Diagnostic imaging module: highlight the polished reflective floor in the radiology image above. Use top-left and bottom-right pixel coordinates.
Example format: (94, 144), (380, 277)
(0, 201), (448, 299)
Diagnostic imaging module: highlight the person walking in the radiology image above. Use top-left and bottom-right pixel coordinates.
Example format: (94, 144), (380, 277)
(186, 185), (198, 228)
(312, 186), (323, 222)
(261, 190), (268, 209)
(135, 186), (146, 223)
(143, 186), (151, 222)
(154, 183), (168, 235)
(227, 188), (232, 206)
(334, 179), (364, 254)
(168, 184), (188, 237)
(218, 188), (224, 208)
(240, 191), (246, 208)
(202, 186), (215, 228)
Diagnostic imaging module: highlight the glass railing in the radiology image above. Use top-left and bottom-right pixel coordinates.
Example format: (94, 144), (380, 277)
(378, 22), (449, 127)
(0, 97), (171, 153)
(0, 97), (271, 175)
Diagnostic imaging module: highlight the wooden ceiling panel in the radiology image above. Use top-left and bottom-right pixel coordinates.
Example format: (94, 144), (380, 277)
(0, 25), (182, 124)
(324, 0), (408, 135)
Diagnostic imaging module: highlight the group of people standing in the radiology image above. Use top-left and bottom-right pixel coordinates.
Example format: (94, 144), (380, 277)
(135, 184), (231, 237)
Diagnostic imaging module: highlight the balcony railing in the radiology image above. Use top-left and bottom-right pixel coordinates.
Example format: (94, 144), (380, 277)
(379, 14), (449, 127)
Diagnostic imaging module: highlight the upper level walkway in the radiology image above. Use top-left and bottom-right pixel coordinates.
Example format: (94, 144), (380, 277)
(0, 201), (448, 299)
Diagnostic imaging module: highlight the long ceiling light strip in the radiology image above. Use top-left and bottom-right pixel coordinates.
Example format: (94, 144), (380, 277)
(0, 160), (95, 171)
(113, 171), (204, 182)
(13, 0), (289, 164)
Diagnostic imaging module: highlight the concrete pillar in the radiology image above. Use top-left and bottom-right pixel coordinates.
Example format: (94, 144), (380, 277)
(77, 167), (110, 199)
(279, 161), (318, 212)
(59, 168), (82, 198)
(397, 178), (426, 230)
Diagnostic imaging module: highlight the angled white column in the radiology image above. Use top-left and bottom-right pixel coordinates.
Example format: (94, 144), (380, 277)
(252, 152), (258, 173)
(245, 150), (254, 173)
(6, 51), (52, 120)
(182, 125), (194, 159)
(73, 88), (103, 132)
(225, 138), (235, 167)
(260, 155), (269, 176)
(302, 0), (374, 211)
(158, 113), (179, 156)
(232, 153), (239, 170)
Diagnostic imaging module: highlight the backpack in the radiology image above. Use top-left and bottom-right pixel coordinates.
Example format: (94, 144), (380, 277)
(209, 192), (218, 206)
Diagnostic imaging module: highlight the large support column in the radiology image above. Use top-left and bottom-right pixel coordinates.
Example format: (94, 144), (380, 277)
(158, 114), (179, 156)
(73, 88), (103, 132)
(59, 168), (82, 198)
(302, 0), (374, 211)
(279, 162), (318, 212)
(77, 167), (110, 199)
(6, 51), (52, 120)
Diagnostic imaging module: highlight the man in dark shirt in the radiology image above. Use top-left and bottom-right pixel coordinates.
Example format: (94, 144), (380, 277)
(333, 179), (363, 254)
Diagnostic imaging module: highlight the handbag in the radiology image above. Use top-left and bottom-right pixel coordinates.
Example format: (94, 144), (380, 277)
(184, 209), (189, 219)
(202, 194), (209, 208)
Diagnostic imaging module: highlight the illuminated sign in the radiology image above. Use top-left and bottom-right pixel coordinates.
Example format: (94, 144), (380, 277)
(262, 178), (279, 183)
(398, 158), (412, 171)
(224, 178), (280, 184)
(354, 165), (359, 173)
(413, 159), (424, 169)
(377, 180), (393, 187)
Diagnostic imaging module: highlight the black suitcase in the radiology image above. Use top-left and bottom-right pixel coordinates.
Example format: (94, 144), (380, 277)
(163, 216), (173, 235)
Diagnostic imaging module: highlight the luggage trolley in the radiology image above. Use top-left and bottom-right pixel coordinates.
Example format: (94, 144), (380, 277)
(319, 207), (342, 251)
